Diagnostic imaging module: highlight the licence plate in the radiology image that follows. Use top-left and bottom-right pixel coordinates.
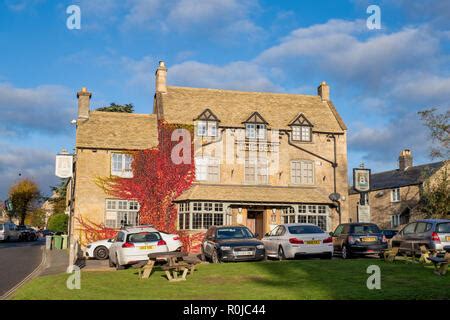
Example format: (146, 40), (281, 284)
(139, 245), (155, 250)
(446, 236), (450, 242)
(306, 240), (321, 245)
(234, 251), (254, 256)
(362, 237), (377, 242)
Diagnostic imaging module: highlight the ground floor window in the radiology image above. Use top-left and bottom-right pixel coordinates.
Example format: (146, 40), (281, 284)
(177, 202), (230, 230)
(105, 199), (140, 228)
(281, 204), (330, 231)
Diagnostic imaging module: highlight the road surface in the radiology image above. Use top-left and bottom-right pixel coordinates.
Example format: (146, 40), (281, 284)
(0, 239), (44, 297)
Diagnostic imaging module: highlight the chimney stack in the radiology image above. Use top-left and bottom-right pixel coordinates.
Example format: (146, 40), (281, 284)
(77, 87), (91, 120)
(155, 61), (168, 93)
(399, 149), (413, 171)
(318, 81), (330, 101)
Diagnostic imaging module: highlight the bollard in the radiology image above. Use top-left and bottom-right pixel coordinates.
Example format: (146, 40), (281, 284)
(45, 235), (52, 250)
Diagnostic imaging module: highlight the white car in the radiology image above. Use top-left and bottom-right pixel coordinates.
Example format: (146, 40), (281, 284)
(86, 226), (182, 260)
(108, 226), (182, 269)
(0, 222), (20, 242)
(262, 223), (333, 260)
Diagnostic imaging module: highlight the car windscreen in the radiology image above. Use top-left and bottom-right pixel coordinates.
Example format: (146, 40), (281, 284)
(382, 230), (396, 236)
(351, 225), (380, 234)
(216, 228), (253, 239)
(0, 224), (3, 231)
(127, 232), (161, 243)
(288, 225), (323, 234)
(437, 222), (450, 233)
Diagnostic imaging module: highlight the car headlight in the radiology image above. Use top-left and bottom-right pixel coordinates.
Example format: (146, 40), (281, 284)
(220, 246), (232, 251)
(87, 245), (92, 249)
(256, 244), (264, 250)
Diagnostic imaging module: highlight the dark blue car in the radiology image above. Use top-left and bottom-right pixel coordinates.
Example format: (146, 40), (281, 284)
(331, 223), (388, 259)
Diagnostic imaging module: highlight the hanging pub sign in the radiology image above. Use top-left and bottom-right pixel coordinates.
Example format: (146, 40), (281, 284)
(353, 167), (371, 192)
(55, 151), (73, 178)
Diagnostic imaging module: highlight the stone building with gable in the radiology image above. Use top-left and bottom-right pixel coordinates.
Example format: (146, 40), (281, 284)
(68, 61), (350, 244)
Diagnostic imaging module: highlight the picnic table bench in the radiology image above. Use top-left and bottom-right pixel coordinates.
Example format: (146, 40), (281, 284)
(136, 251), (199, 282)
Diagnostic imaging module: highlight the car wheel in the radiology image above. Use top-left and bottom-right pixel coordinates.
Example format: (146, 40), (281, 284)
(322, 252), (333, 260)
(211, 249), (220, 263)
(93, 246), (109, 260)
(341, 246), (350, 259)
(278, 246), (286, 260)
(115, 254), (125, 270)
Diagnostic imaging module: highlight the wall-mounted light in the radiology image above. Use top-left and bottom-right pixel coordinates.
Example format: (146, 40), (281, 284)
(271, 208), (277, 214)
(238, 207), (243, 213)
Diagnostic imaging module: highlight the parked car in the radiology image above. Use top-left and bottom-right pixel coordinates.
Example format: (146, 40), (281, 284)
(331, 223), (388, 259)
(16, 225), (38, 241)
(262, 223), (333, 260)
(0, 222), (20, 242)
(39, 229), (55, 237)
(381, 229), (398, 239)
(201, 225), (265, 263)
(391, 219), (450, 254)
(108, 226), (171, 270)
(86, 228), (182, 260)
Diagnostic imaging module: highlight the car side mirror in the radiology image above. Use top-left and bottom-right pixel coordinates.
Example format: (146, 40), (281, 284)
(254, 233), (259, 238)
(264, 232), (270, 237)
(108, 239), (113, 243)
(329, 232), (334, 237)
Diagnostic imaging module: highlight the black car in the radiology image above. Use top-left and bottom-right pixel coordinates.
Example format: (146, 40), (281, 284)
(331, 223), (388, 259)
(17, 225), (38, 241)
(201, 226), (266, 263)
(381, 229), (398, 239)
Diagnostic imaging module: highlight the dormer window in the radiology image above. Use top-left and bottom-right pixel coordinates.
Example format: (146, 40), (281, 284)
(195, 109), (219, 137)
(244, 112), (268, 140)
(289, 114), (313, 142)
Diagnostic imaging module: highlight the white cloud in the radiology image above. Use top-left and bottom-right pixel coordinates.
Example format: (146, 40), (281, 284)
(0, 144), (58, 199)
(0, 83), (75, 135)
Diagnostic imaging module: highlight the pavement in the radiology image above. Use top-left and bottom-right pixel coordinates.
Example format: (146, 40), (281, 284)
(0, 239), (45, 298)
(39, 248), (69, 276)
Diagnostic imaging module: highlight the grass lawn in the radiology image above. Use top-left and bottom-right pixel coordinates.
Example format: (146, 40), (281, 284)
(12, 259), (450, 300)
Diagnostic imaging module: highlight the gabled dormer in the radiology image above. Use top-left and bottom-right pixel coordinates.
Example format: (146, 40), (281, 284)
(194, 108), (220, 137)
(289, 113), (313, 142)
(243, 112), (268, 139)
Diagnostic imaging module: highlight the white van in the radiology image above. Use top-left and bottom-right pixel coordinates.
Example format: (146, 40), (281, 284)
(0, 222), (20, 241)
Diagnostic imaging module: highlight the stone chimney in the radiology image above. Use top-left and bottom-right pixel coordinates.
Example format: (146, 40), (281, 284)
(155, 61), (168, 93)
(77, 87), (91, 120)
(399, 149), (413, 171)
(318, 81), (330, 101)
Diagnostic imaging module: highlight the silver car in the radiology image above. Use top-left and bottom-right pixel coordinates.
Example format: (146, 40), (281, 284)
(391, 219), (450, 253)
(262, 223), (333, 260)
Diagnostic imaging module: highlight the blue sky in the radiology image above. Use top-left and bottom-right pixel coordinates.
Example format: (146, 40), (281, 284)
(0, 0), (449, 198)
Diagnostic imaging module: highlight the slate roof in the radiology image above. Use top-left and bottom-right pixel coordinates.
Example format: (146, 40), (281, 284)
(175, 183), (334, 204)
(76, 111), (158, 150)
(157, 86), (346, 133)
(349, 161), (446, 194)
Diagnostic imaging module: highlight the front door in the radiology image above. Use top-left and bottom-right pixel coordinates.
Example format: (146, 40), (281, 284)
(247, 211), (264, 239)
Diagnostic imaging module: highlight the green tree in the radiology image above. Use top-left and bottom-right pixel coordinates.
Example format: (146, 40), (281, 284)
(8, 179), (41, 225)
(96, 102), (134, 113)
(25, 208), (46, 228)
(418, 108), (449, 159)
(49, 179), (68, 215)
(419, 167), (450, 219)
(47, 213), (69, 233)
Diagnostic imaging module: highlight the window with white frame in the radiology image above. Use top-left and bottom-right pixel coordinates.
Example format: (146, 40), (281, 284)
(105, 199), (140, 228)
(195, 157), (220, 182)
(245, 123), (266, 139)
(291, 160), (314, 185)
(178, 202), (228, 230)
(196, 120), (217, 137)
(111, 153), (133, 178)
(245, 158), (268, 184)
(281, 204), (329, 231)
(292, 126), (312, 142)
(391, 214), (400, 228)
(391, 188), (400, 202)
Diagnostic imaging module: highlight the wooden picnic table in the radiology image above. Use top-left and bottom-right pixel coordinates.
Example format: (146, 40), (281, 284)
(137, 251), (198, 282)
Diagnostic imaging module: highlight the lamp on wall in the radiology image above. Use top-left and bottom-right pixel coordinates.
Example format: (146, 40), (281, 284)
(238, 207), (243, 213)
(271, 208), (277, 214)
